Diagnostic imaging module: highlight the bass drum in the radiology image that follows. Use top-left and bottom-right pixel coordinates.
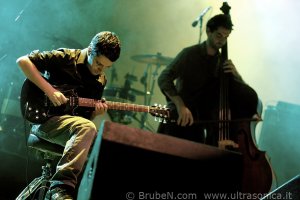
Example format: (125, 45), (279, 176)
(103, 86), (136, 125)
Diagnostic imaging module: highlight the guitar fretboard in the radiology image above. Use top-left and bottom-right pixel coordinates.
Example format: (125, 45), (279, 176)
(77, 97), (150, 113)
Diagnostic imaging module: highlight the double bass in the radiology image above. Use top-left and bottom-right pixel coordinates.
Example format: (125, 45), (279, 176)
(216, 2), (275, 194)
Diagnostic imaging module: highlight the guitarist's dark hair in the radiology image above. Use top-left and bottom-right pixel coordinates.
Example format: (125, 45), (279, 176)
(88, 31), (121, 62)
(206, 14), (233, 32)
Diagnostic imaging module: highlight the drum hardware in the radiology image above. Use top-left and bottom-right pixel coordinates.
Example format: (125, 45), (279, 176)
(110, 68), (118, 85)
(131, 53), (173, 66)
(132, 52), (173, 129)
(103, 73), (145, 125)
(123, 73), (144, 96)
(124, 73), (137, 82)
(104, 52), (174, 129)
(103, 87), (136, 102)
(130, 113), (156, 132)
(103, 86), (136, 125)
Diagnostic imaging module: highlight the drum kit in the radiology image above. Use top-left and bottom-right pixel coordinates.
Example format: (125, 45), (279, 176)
(103, 52), (173, 130)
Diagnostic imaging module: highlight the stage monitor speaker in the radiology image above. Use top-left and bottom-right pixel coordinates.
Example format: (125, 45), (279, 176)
(258, 101), (300, 186)
(261, 174), (300, 199)
(77, 121), (242, 200)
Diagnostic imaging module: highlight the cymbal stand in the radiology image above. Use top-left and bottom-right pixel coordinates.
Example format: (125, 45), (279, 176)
(140, 64), (150, 129)
(140, 53), (162, 130)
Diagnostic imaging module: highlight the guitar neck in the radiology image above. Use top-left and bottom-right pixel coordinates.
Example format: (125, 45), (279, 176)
(77, 97), (150, 113)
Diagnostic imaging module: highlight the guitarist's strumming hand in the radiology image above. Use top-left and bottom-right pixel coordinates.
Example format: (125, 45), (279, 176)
(46, 88), (68, 107)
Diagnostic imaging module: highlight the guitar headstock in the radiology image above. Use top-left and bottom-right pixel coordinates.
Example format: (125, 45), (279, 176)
(149, 104), (170, 123)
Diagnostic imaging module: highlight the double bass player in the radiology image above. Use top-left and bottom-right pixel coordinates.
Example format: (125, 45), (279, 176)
(157, 7), (274, 194)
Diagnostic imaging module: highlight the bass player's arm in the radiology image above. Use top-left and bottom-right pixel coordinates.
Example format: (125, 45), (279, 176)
(163, 91), (194, 127)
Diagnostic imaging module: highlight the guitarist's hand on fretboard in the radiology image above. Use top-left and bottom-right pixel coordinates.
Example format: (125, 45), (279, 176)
(93, 99), (108, 116)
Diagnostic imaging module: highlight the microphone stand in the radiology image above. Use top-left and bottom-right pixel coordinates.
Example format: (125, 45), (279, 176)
(198, 16), (204, 44)
(193, 6), (212, 44)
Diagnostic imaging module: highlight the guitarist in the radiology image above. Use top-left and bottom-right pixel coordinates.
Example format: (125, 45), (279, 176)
(17, 31), (121, 199)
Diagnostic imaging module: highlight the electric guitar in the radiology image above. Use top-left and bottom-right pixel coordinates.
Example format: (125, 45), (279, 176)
(20, 79), (170, 124)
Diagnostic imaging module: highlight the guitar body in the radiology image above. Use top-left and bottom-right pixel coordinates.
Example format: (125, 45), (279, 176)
(20, 79), (80, 124)
(21, 78), (50, 123)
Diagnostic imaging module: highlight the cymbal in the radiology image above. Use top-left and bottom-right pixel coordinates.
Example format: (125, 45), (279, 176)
(131, 54), (173, 65)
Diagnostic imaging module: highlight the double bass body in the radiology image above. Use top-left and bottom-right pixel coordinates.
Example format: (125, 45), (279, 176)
(204, 78), (275, 194)
(235, 117), (275, 194)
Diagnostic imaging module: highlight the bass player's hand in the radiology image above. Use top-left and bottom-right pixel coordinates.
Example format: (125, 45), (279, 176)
(176, 105), (194, 126)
